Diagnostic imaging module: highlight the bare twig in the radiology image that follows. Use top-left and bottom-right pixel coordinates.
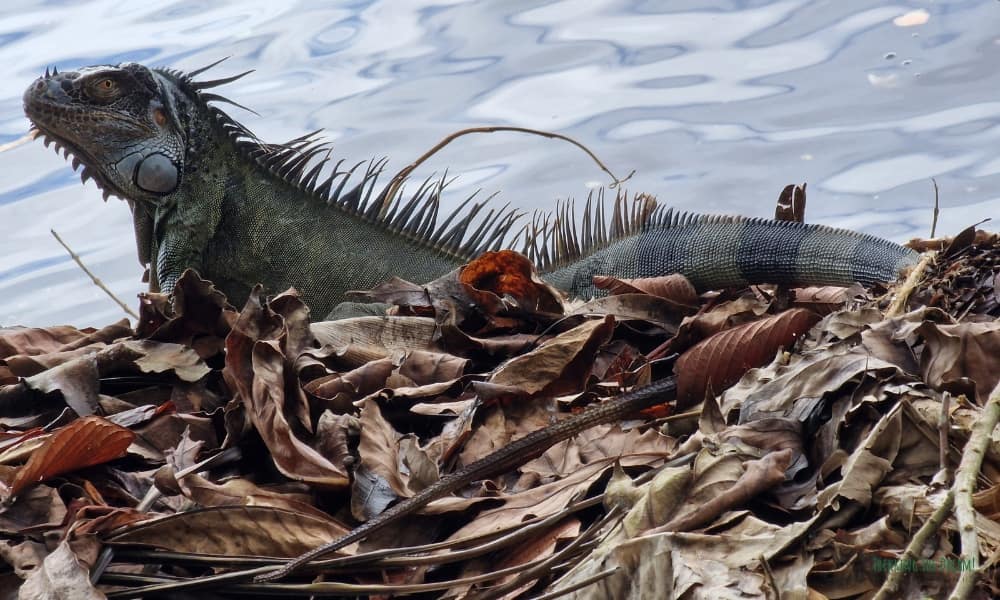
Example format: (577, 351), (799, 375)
(939, 392), (952, 481)
(760, 553), (781, 600)
(51, 229), (138, 319)
(0, 132), (36, 153)
(106, 543), (563, 598)
(872, 489), (955, 600)
(930, 178), (940, 238)
(948, 380), (1000, 600)
(381, 126), (634, 213)
(885, 251), (935, 318)
(91, 447), (243, 583)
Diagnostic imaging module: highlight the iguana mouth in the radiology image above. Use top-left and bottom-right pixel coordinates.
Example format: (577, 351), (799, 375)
(27, 123), (121, 197)
(24, 69), (141, 201)
(31, 125), (131, 202)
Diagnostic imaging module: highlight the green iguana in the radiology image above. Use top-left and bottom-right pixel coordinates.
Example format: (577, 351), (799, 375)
(23, 61), (923, 584)
(23, 61), (919, 317)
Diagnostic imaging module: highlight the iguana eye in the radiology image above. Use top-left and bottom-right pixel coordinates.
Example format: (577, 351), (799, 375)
(153, 107), (167, 127)
(86, 76), (122, 102)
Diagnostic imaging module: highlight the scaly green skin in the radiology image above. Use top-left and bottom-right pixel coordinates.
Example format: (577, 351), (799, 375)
(23, 62), (918, 318)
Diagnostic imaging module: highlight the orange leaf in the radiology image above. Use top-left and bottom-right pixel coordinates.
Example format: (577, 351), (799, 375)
(8, 416), (134, 500)
(460, 250), (564, 313)
(675, 308), (821, 408)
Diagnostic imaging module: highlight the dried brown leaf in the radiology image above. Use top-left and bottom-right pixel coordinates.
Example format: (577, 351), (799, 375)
(107, 505), (350, 557)
(352, 399), (416, 520)
(917, 320), (1000, 401)
(655, 448), (792, 533)
(0, 324), (120, 359)
(488, 316), (614, 397)
(223, 288), (348, 488)
(569, 293), (687, 327)
(350, 276), (430, 307)
(618, 465), (691, 536)
(16, 540), (104, 600)
(304, 358), (395, 409)
(136, 270), (235, 360)
(70, 506), (151, 538)
(0, 539), (48, 578)
(309, 316), (438, 366)
(522, 425), (674, 484)
(396, 349), (468, 384)
(436, 452), (667, 541)
(176, 474), (332, 521)
(774, 182), (807, 222)
(817, 403), (903, 511)
(792, 284), (866, 315)
(0, 484), (66, 534)
(676, 308), (821, 408)
(7, 416), (133, 502)
(675, 294), (772, 348)
(592, 273), (698, 307)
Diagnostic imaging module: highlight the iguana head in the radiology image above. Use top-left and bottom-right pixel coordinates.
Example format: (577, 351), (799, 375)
(23, 62), (189, 202)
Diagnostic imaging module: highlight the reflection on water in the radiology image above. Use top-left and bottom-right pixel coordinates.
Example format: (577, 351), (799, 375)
(1, 0), (998, 326)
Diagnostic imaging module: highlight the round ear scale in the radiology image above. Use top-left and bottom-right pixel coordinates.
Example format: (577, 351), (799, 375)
(136, 153), (179, 194)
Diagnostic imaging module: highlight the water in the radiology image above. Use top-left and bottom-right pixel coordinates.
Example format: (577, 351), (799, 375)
(1, 0), (998, 327)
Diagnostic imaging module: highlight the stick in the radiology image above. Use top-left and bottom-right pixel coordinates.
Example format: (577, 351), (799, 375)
(381, 126), (635, 214)
(939, 392), (951, 482)
(885, 251), (935, 318)
(872, 489), (954, 600)
(948, 380), (1000, 599)
(0, 132), (36, 153)
(50, 229), (138, 319)
(930, 178), (940, 238)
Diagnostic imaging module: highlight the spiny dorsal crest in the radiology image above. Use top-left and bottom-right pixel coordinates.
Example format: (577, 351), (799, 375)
(158, 59), (690, 267)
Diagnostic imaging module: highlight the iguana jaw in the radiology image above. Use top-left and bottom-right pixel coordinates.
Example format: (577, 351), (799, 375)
(23, 63), (185, 204)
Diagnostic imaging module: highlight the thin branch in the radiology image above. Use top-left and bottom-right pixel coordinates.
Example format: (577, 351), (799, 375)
(0, 132), (36, 153)
(939, 392), (952, 482)
(91, 447), (243, 583)
(872, 489), (955, 600)
(949, 380), (1000, 600)
(51, 229), (138, 319)
(885, 251), (935, 318)
(760, 553), (781, 600)
(381, 126), (634, 214)
(930, 178), (940, 238)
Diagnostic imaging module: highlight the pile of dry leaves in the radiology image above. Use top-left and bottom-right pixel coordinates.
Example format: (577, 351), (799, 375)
(0, 226), (998, 599)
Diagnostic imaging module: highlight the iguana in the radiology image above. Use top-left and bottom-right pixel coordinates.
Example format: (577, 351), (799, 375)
(23, 61), (923, 584)
(23, 61), (919, 318)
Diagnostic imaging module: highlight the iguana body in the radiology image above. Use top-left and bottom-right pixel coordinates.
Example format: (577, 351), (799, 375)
(23, 62), (918, 316)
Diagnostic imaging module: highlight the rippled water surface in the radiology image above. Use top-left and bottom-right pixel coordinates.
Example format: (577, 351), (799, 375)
(1, 0), (998, 326)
